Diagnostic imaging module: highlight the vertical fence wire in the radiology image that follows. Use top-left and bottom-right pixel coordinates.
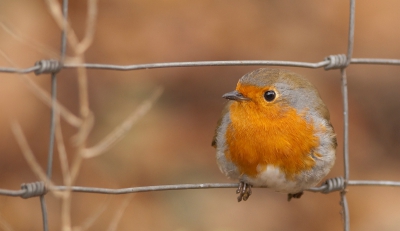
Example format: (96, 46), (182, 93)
(340, 0), (355, 230)
(340, 68), (350, 231)
(40, 1), (69, 231)
(39, 195), (48, 230)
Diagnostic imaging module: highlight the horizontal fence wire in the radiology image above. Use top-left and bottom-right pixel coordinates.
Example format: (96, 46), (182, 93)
(1, 58), (400, 74)
(1, 180), (400, 198)
(1, 0), (400, 230)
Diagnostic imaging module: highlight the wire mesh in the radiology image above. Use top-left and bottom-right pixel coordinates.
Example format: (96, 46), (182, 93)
(1, 0), (400, 230)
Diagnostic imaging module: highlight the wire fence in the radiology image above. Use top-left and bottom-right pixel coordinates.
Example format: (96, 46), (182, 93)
(1, 0), (400, 230)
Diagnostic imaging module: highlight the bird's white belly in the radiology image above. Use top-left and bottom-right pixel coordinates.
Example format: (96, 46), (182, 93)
(243, 164), (299, 193)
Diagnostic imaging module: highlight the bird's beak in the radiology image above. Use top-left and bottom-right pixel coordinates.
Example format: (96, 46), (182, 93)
(222, 90), (250, 101)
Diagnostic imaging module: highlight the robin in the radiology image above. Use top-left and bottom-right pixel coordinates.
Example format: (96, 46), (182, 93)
(212, 68), (336, 202)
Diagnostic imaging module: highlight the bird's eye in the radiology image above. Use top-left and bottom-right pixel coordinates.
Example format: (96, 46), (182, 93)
(264, 90), (276, 102)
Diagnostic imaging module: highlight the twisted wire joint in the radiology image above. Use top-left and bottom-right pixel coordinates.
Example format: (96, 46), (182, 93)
(34, 59), (63, 75)
(324, 54), (348, 70)
(321, 177), (346, 194)
(20, 181), (47, 199)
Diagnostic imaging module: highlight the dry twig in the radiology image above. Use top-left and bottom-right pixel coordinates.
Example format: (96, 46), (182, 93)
(107, 195), (133, 231)
(83, 87), (163, 158)
(74, 197), (111, 231)
(0, 22), (58, 58)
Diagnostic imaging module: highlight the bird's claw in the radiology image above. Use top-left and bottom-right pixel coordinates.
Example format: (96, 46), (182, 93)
(236, 181), (252, 202)
(287, 191), (303, 201)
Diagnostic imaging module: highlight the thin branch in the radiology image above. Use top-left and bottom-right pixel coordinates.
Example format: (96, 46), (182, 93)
(0, 49), (82, 127)
(61, 190), (72, 231)
(55, 116), (73, 231)
(82, 87), (163, 158)
(70, 111), (94, 147)
(44, 0), (79, 50)
(75, 0), (98, 55)
(75, 64), (92, 143)
(0, 213), (13, 231)
(11, 122), (63, 197)
(0, 22), (58, 58)
(107, 195), (133, 231)
(56, 116), (71, 186)
(73, 197), (111, 231)
(18, 73), (82, 127)
(69, 150), (84, 185)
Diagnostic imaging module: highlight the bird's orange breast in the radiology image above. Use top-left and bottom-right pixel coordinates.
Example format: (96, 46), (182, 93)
(225, 98), (319, 179)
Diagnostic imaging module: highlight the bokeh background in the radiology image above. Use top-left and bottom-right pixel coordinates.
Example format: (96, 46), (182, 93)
(1, 0), (400, 230)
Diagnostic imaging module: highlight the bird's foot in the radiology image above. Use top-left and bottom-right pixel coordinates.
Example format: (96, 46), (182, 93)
(236, 181), (252, 202)
(287, 191), (303, 201)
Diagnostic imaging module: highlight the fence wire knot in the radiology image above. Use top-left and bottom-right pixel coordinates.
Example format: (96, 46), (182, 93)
(324, 54), (348, 70)
(34, 59), (63, 75)
(20, 182), (47, 199)
(321, 177), (345, 194)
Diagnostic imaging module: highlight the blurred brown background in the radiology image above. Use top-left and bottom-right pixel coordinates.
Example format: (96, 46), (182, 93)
(1, 0), (400, 230)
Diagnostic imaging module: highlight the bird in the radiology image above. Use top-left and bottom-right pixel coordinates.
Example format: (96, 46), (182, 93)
(212, 68), (336, 202)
